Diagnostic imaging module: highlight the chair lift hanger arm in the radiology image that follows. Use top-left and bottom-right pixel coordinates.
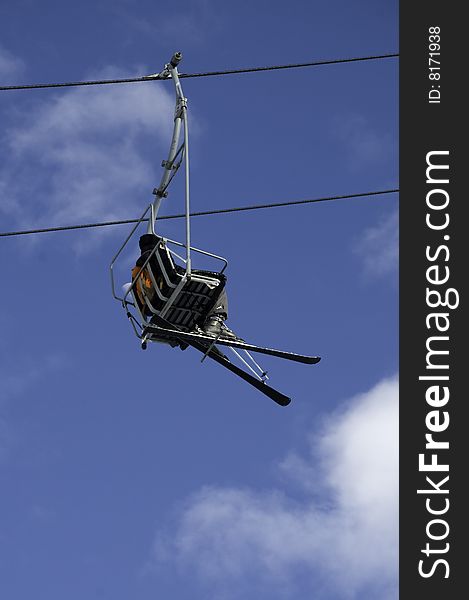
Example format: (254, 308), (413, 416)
(148, 52), (192, 274)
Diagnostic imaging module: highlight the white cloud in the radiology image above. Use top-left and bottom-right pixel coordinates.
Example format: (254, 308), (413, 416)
(0, 66), (175, 251)
(354, 210), (398, 277)
(150, 377), (399, 599)
(0, 45), (25, 79)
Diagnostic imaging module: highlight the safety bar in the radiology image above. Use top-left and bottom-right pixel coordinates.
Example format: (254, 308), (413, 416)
(110, 204), (152, 301)
(110, 215), (228, 305)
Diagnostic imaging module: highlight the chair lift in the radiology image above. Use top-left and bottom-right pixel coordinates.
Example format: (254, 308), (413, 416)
(110, 52), (320, 406)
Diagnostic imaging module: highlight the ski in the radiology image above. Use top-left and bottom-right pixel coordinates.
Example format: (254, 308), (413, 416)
(146, 316), (291, 406)
(144, 323), (321, 365)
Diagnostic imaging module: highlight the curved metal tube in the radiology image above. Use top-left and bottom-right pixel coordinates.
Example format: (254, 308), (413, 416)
(147, 52), (191, 275)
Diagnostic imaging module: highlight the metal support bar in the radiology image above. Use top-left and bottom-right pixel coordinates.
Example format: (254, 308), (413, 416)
(147, 52), (192, 277)
(242, 350), (269, 381)
(182, 101), (191, 274)
(164, 237), (228, 272)
(229, 347), (265, 381)
(159, 274), (188, 318)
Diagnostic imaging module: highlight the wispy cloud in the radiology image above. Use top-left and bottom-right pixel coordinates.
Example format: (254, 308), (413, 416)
(30, 504), (56, 522)
(0, 354), (65, 404)
(0, 417), (11, 463)
(0, 66), (174, 251)
(0, 354), (66, 462)
(150, 377), (399, 599)
(332, 114), (395, 172)
(354, 209), (398, 277)
(0, 44), (25, 80)
(110, 0), (222, 45)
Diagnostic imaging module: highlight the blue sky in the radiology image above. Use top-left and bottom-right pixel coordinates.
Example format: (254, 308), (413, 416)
(0, 1), (398, 599)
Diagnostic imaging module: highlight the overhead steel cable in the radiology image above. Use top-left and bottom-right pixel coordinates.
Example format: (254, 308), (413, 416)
(0, 53), (398, 92)
(0, 188), (398, 238)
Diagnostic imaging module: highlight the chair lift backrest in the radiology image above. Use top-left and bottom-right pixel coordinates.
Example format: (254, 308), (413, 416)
(132, 233), (226, 332)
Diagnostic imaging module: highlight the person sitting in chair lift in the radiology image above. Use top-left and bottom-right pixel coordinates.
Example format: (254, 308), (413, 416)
(129, 234), (241, 343)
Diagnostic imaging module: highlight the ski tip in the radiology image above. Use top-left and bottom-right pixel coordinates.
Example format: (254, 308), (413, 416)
(288, 354), (321, 365)
(274, 395), (292, 407)
(300, 355), (321, 365)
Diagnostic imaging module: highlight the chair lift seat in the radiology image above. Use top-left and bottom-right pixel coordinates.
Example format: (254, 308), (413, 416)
(132, 233), (226, 334)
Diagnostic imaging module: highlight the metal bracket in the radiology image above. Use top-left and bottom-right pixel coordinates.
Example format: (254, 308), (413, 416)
(149, 52), (182, 80)
(175, 97), (187, 119)
(161, 160), (178, 169)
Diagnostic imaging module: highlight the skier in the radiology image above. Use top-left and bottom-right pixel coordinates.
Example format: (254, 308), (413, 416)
(130, 233), (240, 342)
